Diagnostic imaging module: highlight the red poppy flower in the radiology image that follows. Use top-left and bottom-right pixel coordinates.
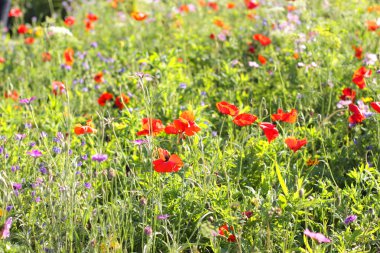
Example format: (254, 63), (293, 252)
(248, 43), (255, 54)
(114, 94), (130, 109)
(352, 66), (372, 89)
(0, 57), (5, 64)
(17, 24), (28, 34)
(179, 4), (190, 13)
(64, 48), (74, 66)
(245, 0), (259, 9)
(210, 33), (215, 40)
(4, 90), (19, 101)
(353, 46), (363, 60)
(137, 118), (165, 136)
(52, 81), (65, 95)
(366, 20), (379, 31)
(8, 8), (22, 18)
(153, 148), (183, 173)
(227, 2), (235, 9)
(258, 54), (267, 65)
(64, 16), (75, 27)
(285, 137), (307, 152)
(131, 12), (148, 21)
(165, 111), (201, 136)
(287, 5), (296, 12)
(348, 103), (365, 124)
(340, 88), (356, 101)
(42, 52), (52, 62)
(216, 101), (239, 117)
(213, 19), (229, 30)
(242, 211), (253, 219)
(271, 109), (297, 123)
(259, 122), (279, 143)
(370, 102), (380, 113)
(98, 92), (113, 106)
(208, 2), (219, 11)
(218, 224), (236, 242)
(87, 13), (98, 22)
(24, 37), (35, 45)
(74, 120), (97, 135)
(85, 20), (94, 31)
(233, 113), (257, 127)
(94, 72), (104, 83)
(253, 34), (271, 46)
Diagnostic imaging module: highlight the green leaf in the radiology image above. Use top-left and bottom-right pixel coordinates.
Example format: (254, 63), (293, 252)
(275, 162), (289, 197)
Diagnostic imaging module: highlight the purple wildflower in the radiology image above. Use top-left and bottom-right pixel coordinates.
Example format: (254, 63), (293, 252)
(6, 206), (13, 212)
(179, 83), (187, 89)
(84, 182), (91, 189)
(344, 215), (357, 225)
(0, 217), (13, 239)
(19, 96), (36, 104)
(52, 147), (61, 154)
(132, 139), (148, 145)
(15, 134), (26, 141)
(12, 183), (22, 190)
(144, 226), (153, 236)
(304, 229), (331, 243)
(27, 150), (43, 158)
(91, 154), (108, 162)
(157, 214), (170, 220)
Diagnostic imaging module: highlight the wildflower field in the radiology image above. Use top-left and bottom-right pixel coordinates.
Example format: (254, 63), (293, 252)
(1, 0), (380, 252)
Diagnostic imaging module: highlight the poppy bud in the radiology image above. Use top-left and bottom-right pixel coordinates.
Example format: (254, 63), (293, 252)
(299, 188), (305, 198)
(140, 197), (148, 206)
(108, 168), (116, 179)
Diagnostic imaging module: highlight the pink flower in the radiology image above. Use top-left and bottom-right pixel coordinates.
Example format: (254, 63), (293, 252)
(0, 217), (13, 239)
(304, 229), (331, 243)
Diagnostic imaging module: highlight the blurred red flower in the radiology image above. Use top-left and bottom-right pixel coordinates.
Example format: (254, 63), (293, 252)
(271, 109), (297, 123)
(165, 111), (201, 136)
(233, 113), (257, 127)
(87, 13), (98, 22)
(366, 20), (379, 31)
(245, 0), (259, 9)
(4, 90), (19, 101)
(94, 72), (104, 83)
(208, 2), (219, 11)
(42, 52), (52, 62)
(216, 101), (239, 117)
(52, 81), (66, 95)
(352, 66), (372, 89)
(64, 48), (74, 66)
(340, 88), (356, 101)
(17, 24), (28, 34)
(348, 104), (365, 124)
(258, 54), (267, 65)
(253, 34), (271, 46)
(24, 37), (35, 45)
(137, 118), (165, 136)
(8, 8), (22, 18)
(227, 2), (235, 9)
(353, 46), (363, 59)
(370, 102), (380, 113)
(259, 122), (279, 143)
(114, 94), (130, 109)
(285, 137), (307, 152)
(98, 92), (113, 106)
(131, 12), (148, 21)
(74, 120), (97, 135)
(218, 224), (236, 242)
(153, 148), (183, 173)
(64, 16), (75, 27)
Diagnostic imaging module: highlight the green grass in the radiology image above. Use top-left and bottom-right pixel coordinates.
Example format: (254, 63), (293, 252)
(0, 0), (380, 252)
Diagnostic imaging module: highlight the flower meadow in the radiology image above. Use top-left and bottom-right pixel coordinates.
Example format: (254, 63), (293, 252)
(0, 0), (380, 252)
